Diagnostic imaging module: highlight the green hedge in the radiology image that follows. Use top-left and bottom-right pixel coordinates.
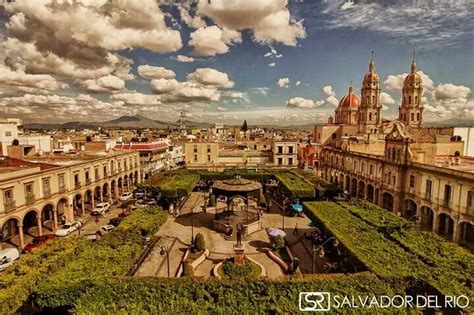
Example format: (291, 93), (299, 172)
(304, 202), (424, 279)
(275, 172), (315, 198)
(305, 201), (474, 309)
(198, 169), (275, 181)
(0, 237), (88, 314)
(339, 201), (474, 298)
(35, 206), (168, 309)
(140, 170), (200, 198)
(69, 273), (409, 313)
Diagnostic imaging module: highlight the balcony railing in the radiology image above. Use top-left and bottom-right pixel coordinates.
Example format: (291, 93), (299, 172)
(86, 178), (92, 185)
(4, 201), (16, 212)
(443, 199), (452, 209)
(59, 185), (66, 193)
(25, 194), (36, 204)
(424, 192), (432, 201)
(95, 175), (100, 181)
(43, 189), (51, 198)
(75, 182), (81, 189)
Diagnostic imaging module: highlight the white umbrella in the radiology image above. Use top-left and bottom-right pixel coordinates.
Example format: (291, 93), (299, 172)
(267, 228), (286, 238)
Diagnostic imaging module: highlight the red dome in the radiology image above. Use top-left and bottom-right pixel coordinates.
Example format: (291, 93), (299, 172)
(339, 86), (360, 109)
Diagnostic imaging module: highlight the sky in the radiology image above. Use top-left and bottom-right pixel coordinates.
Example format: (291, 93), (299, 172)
(0, 0), (472, 126)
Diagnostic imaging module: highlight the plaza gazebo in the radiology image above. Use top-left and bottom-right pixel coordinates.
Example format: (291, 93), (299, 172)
(211, 176), (263, 236)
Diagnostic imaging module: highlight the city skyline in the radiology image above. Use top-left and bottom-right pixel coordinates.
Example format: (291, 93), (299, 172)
(0, 0), (472, 126)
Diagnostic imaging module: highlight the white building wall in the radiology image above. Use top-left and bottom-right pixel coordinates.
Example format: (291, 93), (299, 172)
(0, 122), (20, 156)
(454, 127), (474, 157)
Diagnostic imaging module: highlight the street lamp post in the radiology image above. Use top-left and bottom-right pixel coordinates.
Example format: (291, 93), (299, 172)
(312, 237), (338, 274)
(160, 245), (170, 277)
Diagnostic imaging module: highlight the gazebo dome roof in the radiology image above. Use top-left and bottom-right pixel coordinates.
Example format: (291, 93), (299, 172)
(212, 178), (262, 192)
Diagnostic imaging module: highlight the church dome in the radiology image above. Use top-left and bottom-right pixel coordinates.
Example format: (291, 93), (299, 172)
(403, 55), (422, 88)
(339, 85), (360, 109)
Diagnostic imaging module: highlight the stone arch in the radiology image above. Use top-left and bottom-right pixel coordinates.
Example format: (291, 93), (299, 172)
(419, 206), (434, 230)
(358, 181), (365, 199)
(23, 209), (41, 237)
(117, 177), (123, 194)
(351, 178), (357, 197)
(382, 192), (394, 212)
(94, 186), (102, 203)
(367, 184), (375, 203)
(437, 213), (454, 240)
(345, 175), (350, 192)
(84, 189), (94, 213)
(1, 217), (21, 248)
(111, 179), (117, 201)
(41, 203), (56, 231)
(73, 193), (83, 217)
(458, 221), (473, 247)
(404, 199), (417, 219)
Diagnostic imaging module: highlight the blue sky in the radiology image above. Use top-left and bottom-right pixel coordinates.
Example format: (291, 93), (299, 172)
(0, 0), (472, 125)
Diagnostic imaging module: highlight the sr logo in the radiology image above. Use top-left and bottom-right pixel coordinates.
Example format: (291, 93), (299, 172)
(299, 292), (331, 312)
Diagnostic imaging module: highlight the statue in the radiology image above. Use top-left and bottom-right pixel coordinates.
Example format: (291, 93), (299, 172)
(236, 223), (243, 245)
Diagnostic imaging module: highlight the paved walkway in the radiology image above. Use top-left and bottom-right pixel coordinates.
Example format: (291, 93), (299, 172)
(134, 193), (315, 279)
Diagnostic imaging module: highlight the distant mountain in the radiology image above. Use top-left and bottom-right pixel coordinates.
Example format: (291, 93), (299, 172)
(22, 115), (207, 130)
(425, 118), (474, 127)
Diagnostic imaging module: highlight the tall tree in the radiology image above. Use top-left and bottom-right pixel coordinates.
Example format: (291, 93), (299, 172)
(241, 120), (248, 133)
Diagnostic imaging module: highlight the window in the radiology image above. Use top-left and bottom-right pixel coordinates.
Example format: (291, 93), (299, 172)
(372, 95), (375, 103)
(288, 146), (294, 154)
(369, 164), (373, 175)
(193, 145), (198, 153)
(417, 113), (420, 121)
(4, 189), (13, 204)
(85, 170), (90, 180)
(103, 165), (107, 175)
(42, 178), (51, 194)
(194, 155), (198, 162)
(95, 167), (99, 179)
(332, 133), (337, 140)
(74, 173), (79, 184)
(58, 174), (65, 189)
(408, 96), (412, 104)
(24, 183), (34, 197)
(277, 158), (283, 165)
(467, 191), (474, 209)
(5, 131), (11, 137)
(409, 175), (415, 188)
(444, 184), (452, 207)
(425, 180), (432, 200)
(277, 146), (283, 154)
(411, 113), (415, 121)
(288, 158), (293, 165)
(207, 155), (211, 162)
(207, 145), (211, 153)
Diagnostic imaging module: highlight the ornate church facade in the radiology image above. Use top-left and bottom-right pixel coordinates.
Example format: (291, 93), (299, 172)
(314, 53), (474, 247)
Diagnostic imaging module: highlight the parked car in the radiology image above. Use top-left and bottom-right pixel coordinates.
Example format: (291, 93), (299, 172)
(143, 198), (157, 206)
(23, 234), (56, 253)
(118, 210), (131, 218)
(128, 205), (138, 212)
(55, 221), (82, 237)
(84, 233), (98, 242)
(119, 192), (133, 201)
(133, 189), (146, 199)
(0, 248), (20, 272)
(91, 202), (111, 216)
(108, 217), (123, 227)
(98, 224), (115, 235)
(135, 199), (145, 207)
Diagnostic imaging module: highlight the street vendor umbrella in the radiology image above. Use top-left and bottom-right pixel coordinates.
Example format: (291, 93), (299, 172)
(291, 203), (303, 213)
(267, 228), (286, 238)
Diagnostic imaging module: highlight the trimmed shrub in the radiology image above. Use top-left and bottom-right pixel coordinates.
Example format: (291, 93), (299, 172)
(272, 235), (285, 250)
(194, 233), (205, 251)
(208, 194), (216, 206)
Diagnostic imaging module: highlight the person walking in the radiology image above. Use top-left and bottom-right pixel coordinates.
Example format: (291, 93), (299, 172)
(293, 223), (299, 235)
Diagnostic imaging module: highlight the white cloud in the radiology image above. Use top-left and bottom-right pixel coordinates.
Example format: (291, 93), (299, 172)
(3, 0), (182, 80)
(78, 75), (125, 93)
(384, 71), (434, 92)
(286, 97), (323, 109)
(187, 68), (235, 88)
(0, 65), (68, 93)
(323, 85), (336, 97)
(322, 0), (474, 47)
(110, 92), (161, 106)
(150, 78), (220, 103)
(296, 81), (301, 87)
(217, 106), (227, 111)
(433, 83), (470, 101)
(380, 92), (396, 105)
(197, 0), (306, 46)
(277, 77), (290, 88)
(268, 62), (276, 67)
(189, 25), (242, 56)
(175, 55), (195, 63)
(137, 65), (176, 79)
(326, 96), (339, 107)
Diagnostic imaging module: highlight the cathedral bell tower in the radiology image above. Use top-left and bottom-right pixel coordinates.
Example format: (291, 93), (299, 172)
(358, 51), (381, 134)
(399, 53), (423, 128)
